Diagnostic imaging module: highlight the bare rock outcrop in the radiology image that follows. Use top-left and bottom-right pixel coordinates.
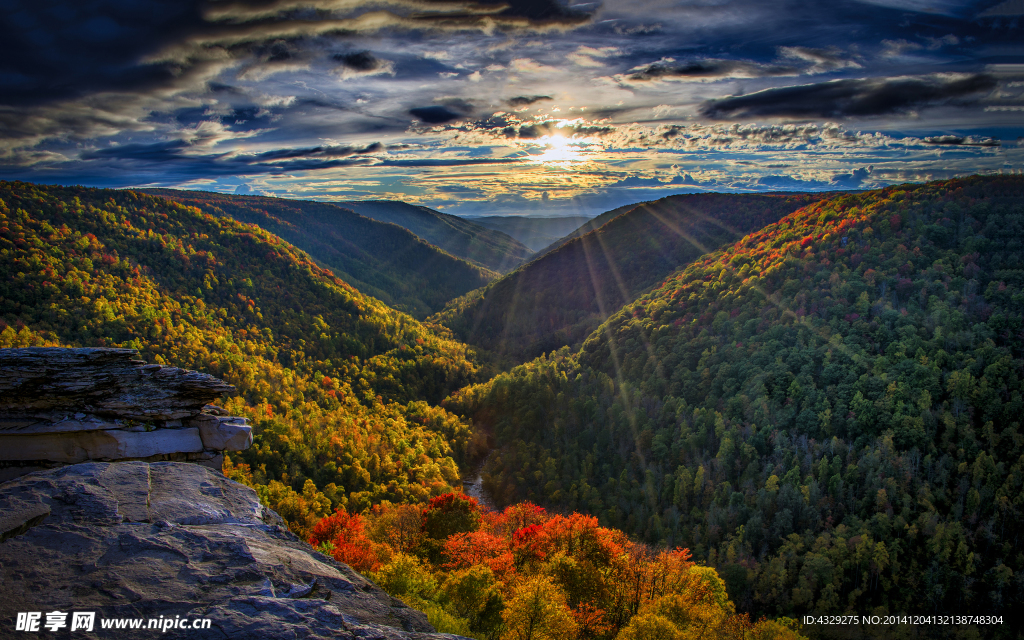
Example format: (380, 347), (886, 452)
(0, 461), (466, 639)
(0, 348), (252, 480)
(0, 347), (234, 419)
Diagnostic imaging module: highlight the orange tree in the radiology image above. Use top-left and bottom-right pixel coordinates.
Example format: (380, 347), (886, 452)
(313, 493), (807, 640)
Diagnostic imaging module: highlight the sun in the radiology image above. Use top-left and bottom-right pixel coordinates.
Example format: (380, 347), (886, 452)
(531, 135), (584, 165)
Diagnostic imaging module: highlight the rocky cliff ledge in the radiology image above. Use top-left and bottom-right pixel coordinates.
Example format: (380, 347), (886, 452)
(1, 348), (252, 480)
(0, 461), (463, 639)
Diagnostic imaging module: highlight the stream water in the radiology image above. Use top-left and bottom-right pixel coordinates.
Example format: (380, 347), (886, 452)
(460, 452), (496, 512)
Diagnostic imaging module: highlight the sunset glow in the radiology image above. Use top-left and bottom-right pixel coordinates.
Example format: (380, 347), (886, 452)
(0, 1), (1020, 216)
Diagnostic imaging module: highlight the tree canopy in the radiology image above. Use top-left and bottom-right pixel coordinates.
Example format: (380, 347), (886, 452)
(449, 176), (1024, 626)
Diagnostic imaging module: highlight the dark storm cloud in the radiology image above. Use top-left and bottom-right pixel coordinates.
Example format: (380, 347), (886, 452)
(0, 0), (209, 105)
(410, 106), (466, 124)
(409, 102), (477, 122)
(516, 121), (614, 138)
(923, 134), (1000, 146)
(206, 0), (593, 24)
(82, 140), (197, 162)
(701, 74), (997, 119)
(506, 95), (553, 106)
(72, 138), (386, 182)
(333, 51), (380, 72)
(250, 39), (298, 63)
(250, 142), (383, 160)
(411, 0), (592, 26)
(0, 0), (594, 109)
(628, 59), (796, 81)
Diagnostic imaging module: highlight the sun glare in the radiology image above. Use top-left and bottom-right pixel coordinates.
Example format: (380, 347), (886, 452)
(531, 134), (584, 165)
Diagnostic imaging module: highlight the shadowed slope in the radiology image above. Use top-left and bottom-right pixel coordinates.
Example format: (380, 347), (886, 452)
(434, 192), (829, 363)
(534, 201), (650, 257)
(144, 189), (497, 318)
(338, 200), (532, 273)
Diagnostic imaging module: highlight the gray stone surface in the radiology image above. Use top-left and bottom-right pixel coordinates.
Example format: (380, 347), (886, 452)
(0, 462), (468, 639)
(2, 428), (205, 463)
(0, 347), (235, 421)
(188, 415), (253, 451)
(0, 348), (252, 470)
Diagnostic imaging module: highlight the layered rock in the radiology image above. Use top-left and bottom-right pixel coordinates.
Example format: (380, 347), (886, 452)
(0, 348), (251, 479)
(0, 461), (465, 639)
(0, 347), (234, 419)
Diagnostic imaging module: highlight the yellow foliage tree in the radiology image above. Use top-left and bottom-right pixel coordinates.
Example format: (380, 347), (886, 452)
(501, 575), (578, 640)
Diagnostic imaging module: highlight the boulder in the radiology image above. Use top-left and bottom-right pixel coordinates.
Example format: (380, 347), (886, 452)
(187, 414), (254, 451)
(0, 462), (467, 639)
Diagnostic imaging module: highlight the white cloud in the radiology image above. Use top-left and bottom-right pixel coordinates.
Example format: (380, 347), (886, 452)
(510, 58), (562, 74)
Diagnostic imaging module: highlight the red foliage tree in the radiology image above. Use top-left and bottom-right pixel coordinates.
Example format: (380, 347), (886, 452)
(308, 508), (380, 572)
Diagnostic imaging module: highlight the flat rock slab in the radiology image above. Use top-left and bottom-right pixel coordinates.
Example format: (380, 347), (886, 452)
(1, 428), (205, 463)
(0, 462), (467, 639)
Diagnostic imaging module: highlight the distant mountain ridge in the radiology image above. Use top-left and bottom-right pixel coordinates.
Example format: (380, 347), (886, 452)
(534, 201), (649, 256)
(466, 215), (593, 251)
(434, 192), (829, 363)
(143, 189), (496, 318)
(338, 200), (532, 273)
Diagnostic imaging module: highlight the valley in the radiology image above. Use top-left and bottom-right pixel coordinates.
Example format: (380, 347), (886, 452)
(2, 176), (1021, 639)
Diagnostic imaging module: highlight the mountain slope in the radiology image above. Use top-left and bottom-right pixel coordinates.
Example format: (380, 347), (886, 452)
(434, 192), (828, 363)
(448, 175), (1024, 626)
(143, 189), (496, 318)
(338, 200), (532, 273)
(534, 201), (650, 257)
(466, 215), (592, 251)
(0, 181), (481, 536)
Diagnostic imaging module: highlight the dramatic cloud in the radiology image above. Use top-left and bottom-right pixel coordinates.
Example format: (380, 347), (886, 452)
(702, 74), (998, 119)
(628, 58), (797, 82)
(205, 0), (594, 25)
(249, 142), (384, 160)
(1, 0), (1021, 205)
(923, 135), (1000, 146)
(334, 51), (382, 72)
(408, 107), (463, 124)
(506, 95), (553, 106)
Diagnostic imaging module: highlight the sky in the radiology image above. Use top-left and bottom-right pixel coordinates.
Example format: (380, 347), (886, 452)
(1, 0), (1022, 217)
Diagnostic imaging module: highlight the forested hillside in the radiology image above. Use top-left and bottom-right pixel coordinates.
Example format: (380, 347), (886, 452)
(436, 193), (827, 364)
(0, 179), (806, 640)
(0, 181), (483, 533)
(534, 201), (648, 257)
(144, 189), (496, 318)
(338, 200), (532, 273)
(448, 175), (1024, 627)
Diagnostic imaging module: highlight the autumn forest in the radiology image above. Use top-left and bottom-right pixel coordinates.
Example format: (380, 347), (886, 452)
(2, 176), (1021, 639)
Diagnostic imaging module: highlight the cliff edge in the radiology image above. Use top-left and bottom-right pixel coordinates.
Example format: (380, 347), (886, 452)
(0, 347), (252, 481)
(0, 461), (464, 639)
(0, 348), (465, 638)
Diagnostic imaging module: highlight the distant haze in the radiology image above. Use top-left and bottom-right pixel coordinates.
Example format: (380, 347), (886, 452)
(465, 215), (594, 252)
